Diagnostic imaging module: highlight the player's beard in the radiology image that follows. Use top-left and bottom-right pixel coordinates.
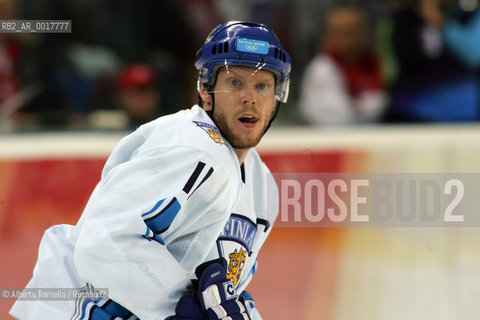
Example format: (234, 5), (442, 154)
(212, 110), (266, 150)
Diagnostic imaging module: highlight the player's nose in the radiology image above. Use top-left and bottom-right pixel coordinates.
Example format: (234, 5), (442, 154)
(240, 86), (256, 105)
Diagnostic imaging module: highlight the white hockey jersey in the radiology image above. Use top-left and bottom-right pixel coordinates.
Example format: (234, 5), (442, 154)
(10, 105), (279, 320)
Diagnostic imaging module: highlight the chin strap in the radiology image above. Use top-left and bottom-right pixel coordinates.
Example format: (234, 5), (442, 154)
(205, 91), (218, 129)
(264, 101), (281, 134)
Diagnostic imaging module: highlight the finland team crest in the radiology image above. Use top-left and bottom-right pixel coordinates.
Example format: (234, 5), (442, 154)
(217, 214), (257, 286)
(227, 248), (247, 286)
(193, 121), (224, 145)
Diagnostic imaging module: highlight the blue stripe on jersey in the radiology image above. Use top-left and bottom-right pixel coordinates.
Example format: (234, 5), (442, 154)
(101, 299), (132, 318)
(88, 305), (98, 319)
(80, 298), (135, 320)
(90, 305), (120, 319)
(252, 259), (257, 276)
(143, 197), (181, 234)
(142, 226), (165, 245)
(80, 299), (88, 319)
(141, 199), (165, 218)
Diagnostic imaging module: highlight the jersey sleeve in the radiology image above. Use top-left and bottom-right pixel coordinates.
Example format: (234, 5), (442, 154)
(72, 141), (239, 320)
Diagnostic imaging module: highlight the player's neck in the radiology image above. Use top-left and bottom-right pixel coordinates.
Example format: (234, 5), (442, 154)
(234, 148), (249, 165)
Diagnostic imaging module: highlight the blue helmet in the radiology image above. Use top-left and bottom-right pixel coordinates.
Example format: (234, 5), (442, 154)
(195, 21), (291, 103)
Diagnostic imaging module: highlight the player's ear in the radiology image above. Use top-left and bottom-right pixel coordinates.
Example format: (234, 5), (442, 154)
(199, 84), (212, 111)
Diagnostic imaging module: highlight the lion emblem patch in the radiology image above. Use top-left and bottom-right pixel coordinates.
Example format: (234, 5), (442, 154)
(226, 248), (247, 286)
(193, 121), (224, 145)
(206, 128), (224, 145)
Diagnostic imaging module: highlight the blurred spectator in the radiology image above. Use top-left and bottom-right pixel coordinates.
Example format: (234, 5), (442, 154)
(443, 1), (480, 68)
(386, 0), (479, 122)
(55, 43), (121, 128)
(299, 5), (388, 125)
(115, 64), (161, 130)
(0, 36), (21, 117)
(0, 0), (22, 123)
(17, 0), (195, 130)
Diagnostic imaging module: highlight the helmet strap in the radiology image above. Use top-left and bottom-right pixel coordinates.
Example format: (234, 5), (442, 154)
(264, 101), (281, 133)
(205, 91), (218, 127)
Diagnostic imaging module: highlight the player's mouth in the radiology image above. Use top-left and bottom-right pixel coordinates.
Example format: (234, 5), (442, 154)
(238, 114), (259, 128)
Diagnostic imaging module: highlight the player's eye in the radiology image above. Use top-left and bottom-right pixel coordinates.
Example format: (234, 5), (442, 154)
(255, 83), (268, 90)
(228, 78), (242, 88)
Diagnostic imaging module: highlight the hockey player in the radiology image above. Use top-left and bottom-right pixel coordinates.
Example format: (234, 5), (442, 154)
(10, 21), (291, 320)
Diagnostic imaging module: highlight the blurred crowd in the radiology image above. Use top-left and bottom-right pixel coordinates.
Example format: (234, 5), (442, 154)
(0, 0), (479, 131)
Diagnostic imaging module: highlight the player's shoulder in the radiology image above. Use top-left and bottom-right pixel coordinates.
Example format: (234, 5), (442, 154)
(136, 105), (237, 166)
